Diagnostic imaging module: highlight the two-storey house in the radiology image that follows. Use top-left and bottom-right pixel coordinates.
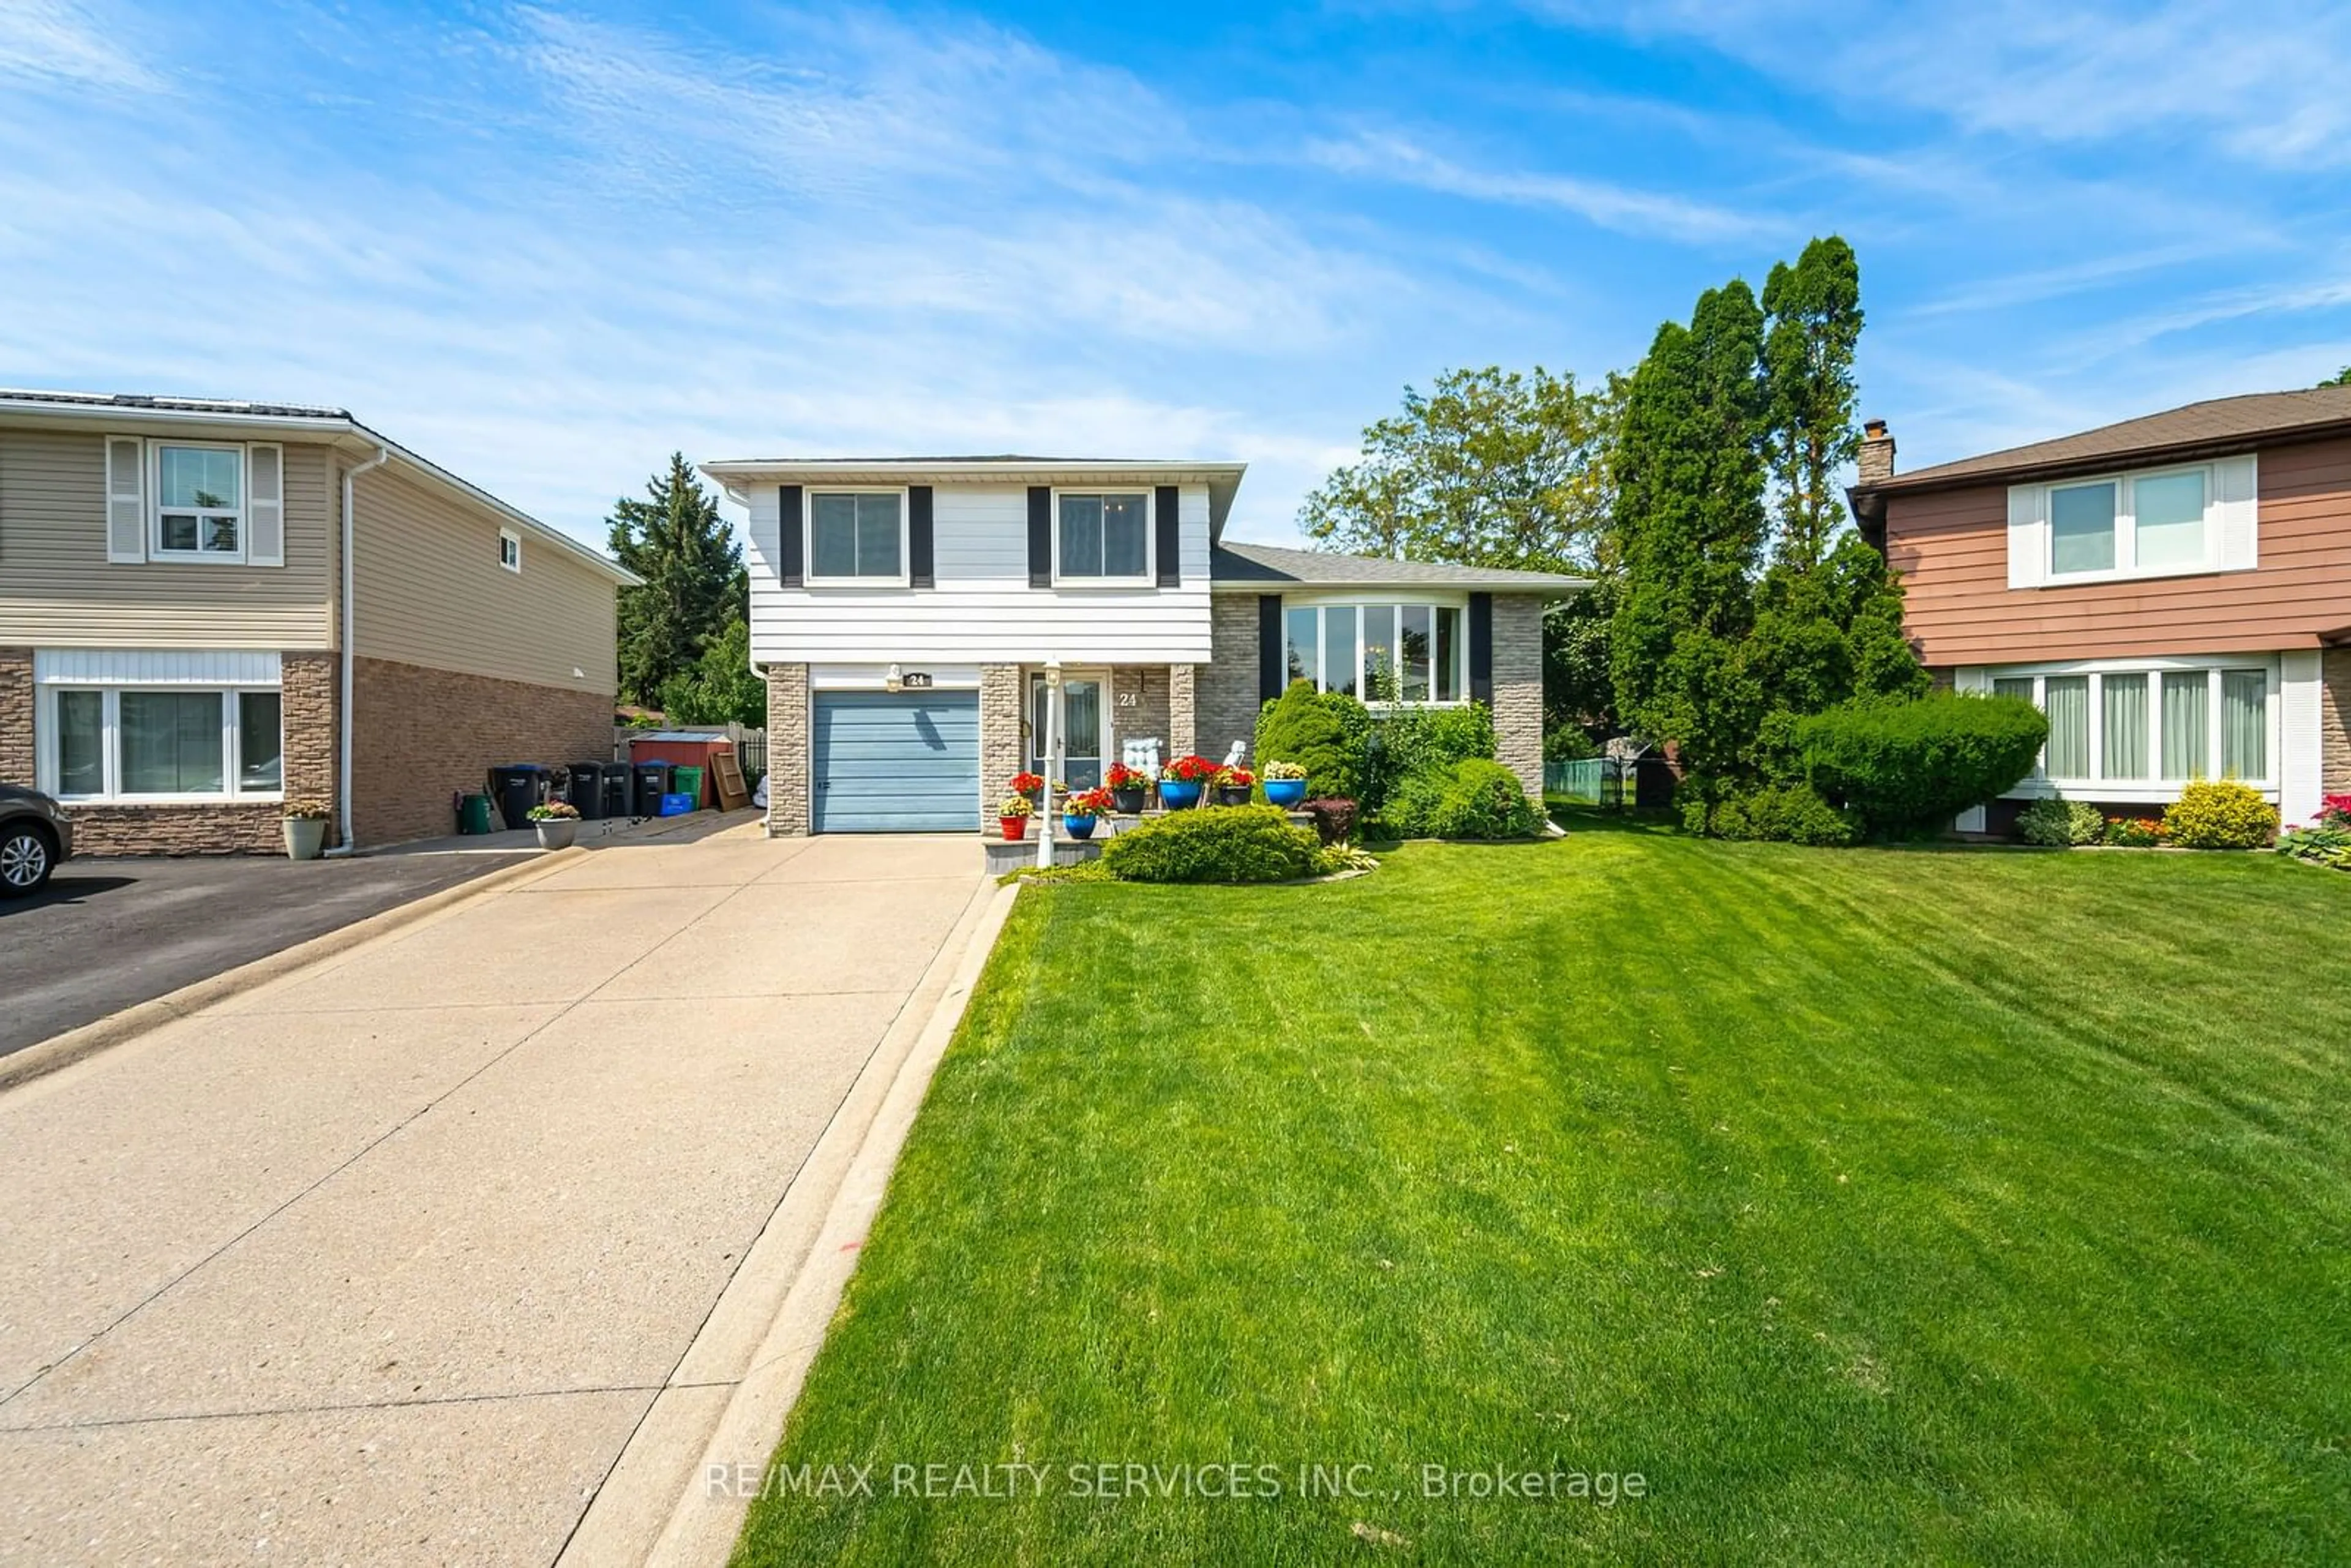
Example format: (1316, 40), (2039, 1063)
(697, 457), (1584, 835)
(1849, 386), (2351, 833)
(0, 391), (637, 853)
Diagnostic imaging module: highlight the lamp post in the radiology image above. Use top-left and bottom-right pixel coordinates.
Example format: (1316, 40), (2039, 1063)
(1037, 660), (1060, 869)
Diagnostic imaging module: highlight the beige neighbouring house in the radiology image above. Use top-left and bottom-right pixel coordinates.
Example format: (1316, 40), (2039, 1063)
(0, 391), (637, 853)
(696, 455), (1584, 836)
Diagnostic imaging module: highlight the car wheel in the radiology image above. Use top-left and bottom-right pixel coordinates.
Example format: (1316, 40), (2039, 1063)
(0, 823), (54, 898)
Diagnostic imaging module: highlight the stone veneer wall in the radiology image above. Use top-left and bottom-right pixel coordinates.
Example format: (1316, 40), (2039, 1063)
(979, 664), (1024, 814)
(764, 662), (810, 836)
(1493, 593), (1545, 801)
(1108, 665), (1171, 772)
(1169, 664), (1196, 759)
(0, 647), (337, 855)
(351, 656), (609, 846)
(1197, 595), (1264, 763)
(2325, 647), (2351, 795)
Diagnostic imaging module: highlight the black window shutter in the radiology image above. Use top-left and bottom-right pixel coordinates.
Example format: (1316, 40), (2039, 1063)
(1154, 485), (1180, 587)
(909, 486), (935, 588)
(1258, 594), (1284, 704)
(1468, 591), (1494, 703)
(1027, 486), (1052, 587)
(779, 486), (804, 588)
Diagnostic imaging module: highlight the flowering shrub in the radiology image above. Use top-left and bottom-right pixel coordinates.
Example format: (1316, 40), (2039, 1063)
(1008, 772), (1044, 797)
(997, 793), (1035, 819)
(2321, 793), (2351, 827)
(2102, 816), (2167, 848)
(1160, 754), (1219, 783)
(2164, 779), (2277, 849)
(528, 801), (580, 821)
(1104, 762), (1150, 792)
(1263, 760), (1307, 781)
(1215, 765), (1256, 789)
(1062, 787), (1116, 819)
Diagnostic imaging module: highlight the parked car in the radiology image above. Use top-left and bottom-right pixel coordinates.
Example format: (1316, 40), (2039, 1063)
(0, 785), (73, 897)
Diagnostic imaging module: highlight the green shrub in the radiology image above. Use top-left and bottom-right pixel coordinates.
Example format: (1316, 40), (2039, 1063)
(1712, 782), (1859, 847)
(1099, 805), (1321, 883)
(1794, 692), (2047, 836)
(2015, 797), (2104, 846)
(2164, 779), (2277, 849)
(1427, 759), (1542, 839)
(1254, 681), (1358, 799)
(1544, 722), (1599, 762)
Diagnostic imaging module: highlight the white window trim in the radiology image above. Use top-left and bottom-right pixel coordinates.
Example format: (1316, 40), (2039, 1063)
(1277, 597), (1472, 707)
(35, 682), (286, 805)
(1049, 488), (1155, 588)
(2038, 460), (2224, 587)
(1981, 654), (2279, 801)
(803, 486), (912, 588)
(149, 440), (249, 565)
(498, 528), (522, 573)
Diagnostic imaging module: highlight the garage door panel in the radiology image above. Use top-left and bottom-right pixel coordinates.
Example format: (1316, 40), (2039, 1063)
(812, 691), (980, 833)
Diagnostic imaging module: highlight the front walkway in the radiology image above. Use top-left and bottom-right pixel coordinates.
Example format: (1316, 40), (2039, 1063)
(0, 827), (988, 1564)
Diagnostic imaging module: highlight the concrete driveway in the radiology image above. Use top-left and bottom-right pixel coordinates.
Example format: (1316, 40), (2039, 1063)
(0, 826), (990, 1565)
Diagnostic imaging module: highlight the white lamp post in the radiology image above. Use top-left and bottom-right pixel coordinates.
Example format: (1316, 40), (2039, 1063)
(1037, 661), (1060, 869)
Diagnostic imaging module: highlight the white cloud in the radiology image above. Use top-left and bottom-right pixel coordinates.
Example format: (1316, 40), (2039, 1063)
(0, 0), (164, 91)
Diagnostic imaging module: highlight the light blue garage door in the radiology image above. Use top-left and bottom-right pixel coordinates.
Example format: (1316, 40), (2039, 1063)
(812, 689), (981, 833)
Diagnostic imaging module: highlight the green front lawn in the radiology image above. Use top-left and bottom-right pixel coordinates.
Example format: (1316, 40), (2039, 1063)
(736, 822), (2351, 1566)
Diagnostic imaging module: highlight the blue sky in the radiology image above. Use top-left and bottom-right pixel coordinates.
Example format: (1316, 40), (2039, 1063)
(6, 1), (2350, 552)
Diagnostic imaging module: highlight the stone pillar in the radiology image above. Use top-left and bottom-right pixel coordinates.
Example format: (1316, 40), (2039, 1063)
(2324, 647), (2351, 795)
(1493, 594), (1545, 801)
(0, 648), (32, 789)
(280, 651), (340, 843)
(765, 662), (810, 836)
(1196, 594), (1262, 763)
(1169, 664), (1197, 760)
(980, 664), (1024, 817)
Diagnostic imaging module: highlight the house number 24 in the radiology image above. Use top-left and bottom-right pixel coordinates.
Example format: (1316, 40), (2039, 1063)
(1116, 692), (1138, 707)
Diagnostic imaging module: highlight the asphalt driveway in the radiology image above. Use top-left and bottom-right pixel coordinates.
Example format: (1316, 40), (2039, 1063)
(0, 850), (533, 1059)
(0, 826), (989, 1566)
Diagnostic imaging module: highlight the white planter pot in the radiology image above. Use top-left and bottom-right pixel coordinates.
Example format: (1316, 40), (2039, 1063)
(533, 819), (579, 850)
(283, 817), (328, 860)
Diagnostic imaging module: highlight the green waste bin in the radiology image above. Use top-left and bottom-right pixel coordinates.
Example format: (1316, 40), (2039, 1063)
(458, 793), (494, 835)
(672, 765), (705, 809)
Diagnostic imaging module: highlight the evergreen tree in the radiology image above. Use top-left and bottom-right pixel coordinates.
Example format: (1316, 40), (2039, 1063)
(657, 617), (767, 729)
(1760, 236), (1864, 572)
(606, 454), (741, 707)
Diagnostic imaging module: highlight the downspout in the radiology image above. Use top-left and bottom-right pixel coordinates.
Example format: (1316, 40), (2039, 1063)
(323, 445), (391, 857)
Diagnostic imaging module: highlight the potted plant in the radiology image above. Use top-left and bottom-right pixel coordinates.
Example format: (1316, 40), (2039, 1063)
(1158, 754), (1217, 810)
(1105, 762), (1151, 815)
(1009, 771), (1046, 811)
(998, 792), (1035, 841)
(1213, 764), (1256, 806)
(282, 802), (331, 861)
(528, 800), (580, 850)
(1263, 759), (1308, 808)
(1063, 786), (1115, 841)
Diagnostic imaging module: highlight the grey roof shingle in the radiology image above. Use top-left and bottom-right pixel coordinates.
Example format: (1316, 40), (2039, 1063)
(0, 389), (352, 420)
(1210, 540), (1589, 591)
(1866, 384), (2351, 493)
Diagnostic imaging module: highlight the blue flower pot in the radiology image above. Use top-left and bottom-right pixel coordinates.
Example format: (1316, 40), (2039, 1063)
(1159, 779), (1203, 810)
(1264, 779), (1307, 808)
(1063, 814), (1097, 840)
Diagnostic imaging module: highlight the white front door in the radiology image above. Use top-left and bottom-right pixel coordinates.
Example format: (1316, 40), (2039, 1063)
(1029, 672), (1108, 789)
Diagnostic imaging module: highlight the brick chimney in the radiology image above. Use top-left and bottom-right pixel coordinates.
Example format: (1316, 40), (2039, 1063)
(1858, 418), (1895, 485)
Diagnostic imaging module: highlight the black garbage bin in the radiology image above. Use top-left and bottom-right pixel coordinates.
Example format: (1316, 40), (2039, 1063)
(487, 763), (547, 831)
(631, 760), (673, 818)
(600, 761), (632, 820)
(566, 762), (607, 820)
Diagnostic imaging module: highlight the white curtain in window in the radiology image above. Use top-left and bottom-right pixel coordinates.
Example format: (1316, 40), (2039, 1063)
(2133, 471), (2207, 570)
(2161, 672), (2208, 778)
(2043, 676), (2090, 777)
(2101, 673), (2148, 779)
(2222, 670), (2267, 779)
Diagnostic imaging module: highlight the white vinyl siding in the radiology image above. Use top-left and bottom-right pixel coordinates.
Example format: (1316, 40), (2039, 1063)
(747, 482), (1213, 664)
(2006, 454), (2256, 588)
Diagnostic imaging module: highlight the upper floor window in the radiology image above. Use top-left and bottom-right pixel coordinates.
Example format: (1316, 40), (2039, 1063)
(808, 491), (904, 583)
(155, 444), (243, 558)
(1057, 492), (1150, 582)
(1282, 601), (1465, 704)
(498, 528), (522, 572)
(2012, 456), (2252, 588)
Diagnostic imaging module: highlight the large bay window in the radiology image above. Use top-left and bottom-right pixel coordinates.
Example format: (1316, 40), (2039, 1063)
(35, 651), (285, 802)
(1282, 601), (1466, 704)
(1989, 659), (2272, 790)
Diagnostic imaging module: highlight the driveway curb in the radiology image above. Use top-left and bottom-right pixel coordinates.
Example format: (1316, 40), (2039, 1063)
(0, 846), (588, 1096)
(557, 876), (1020, 1567)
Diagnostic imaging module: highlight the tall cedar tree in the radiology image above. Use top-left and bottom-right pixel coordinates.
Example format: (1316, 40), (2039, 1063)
(1297, 366), (1614, 573)
(1608, 282), (1771, 796)
(1760, 236), (1863, 572)
(606, 454), (742, 707)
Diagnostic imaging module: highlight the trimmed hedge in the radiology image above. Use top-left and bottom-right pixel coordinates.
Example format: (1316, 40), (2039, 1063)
(1796, 692), (2047, 836)
(1098, 805), (1321, 883)
(1713, 782), (1859, 847)
(1378, 759), (1541, 840)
